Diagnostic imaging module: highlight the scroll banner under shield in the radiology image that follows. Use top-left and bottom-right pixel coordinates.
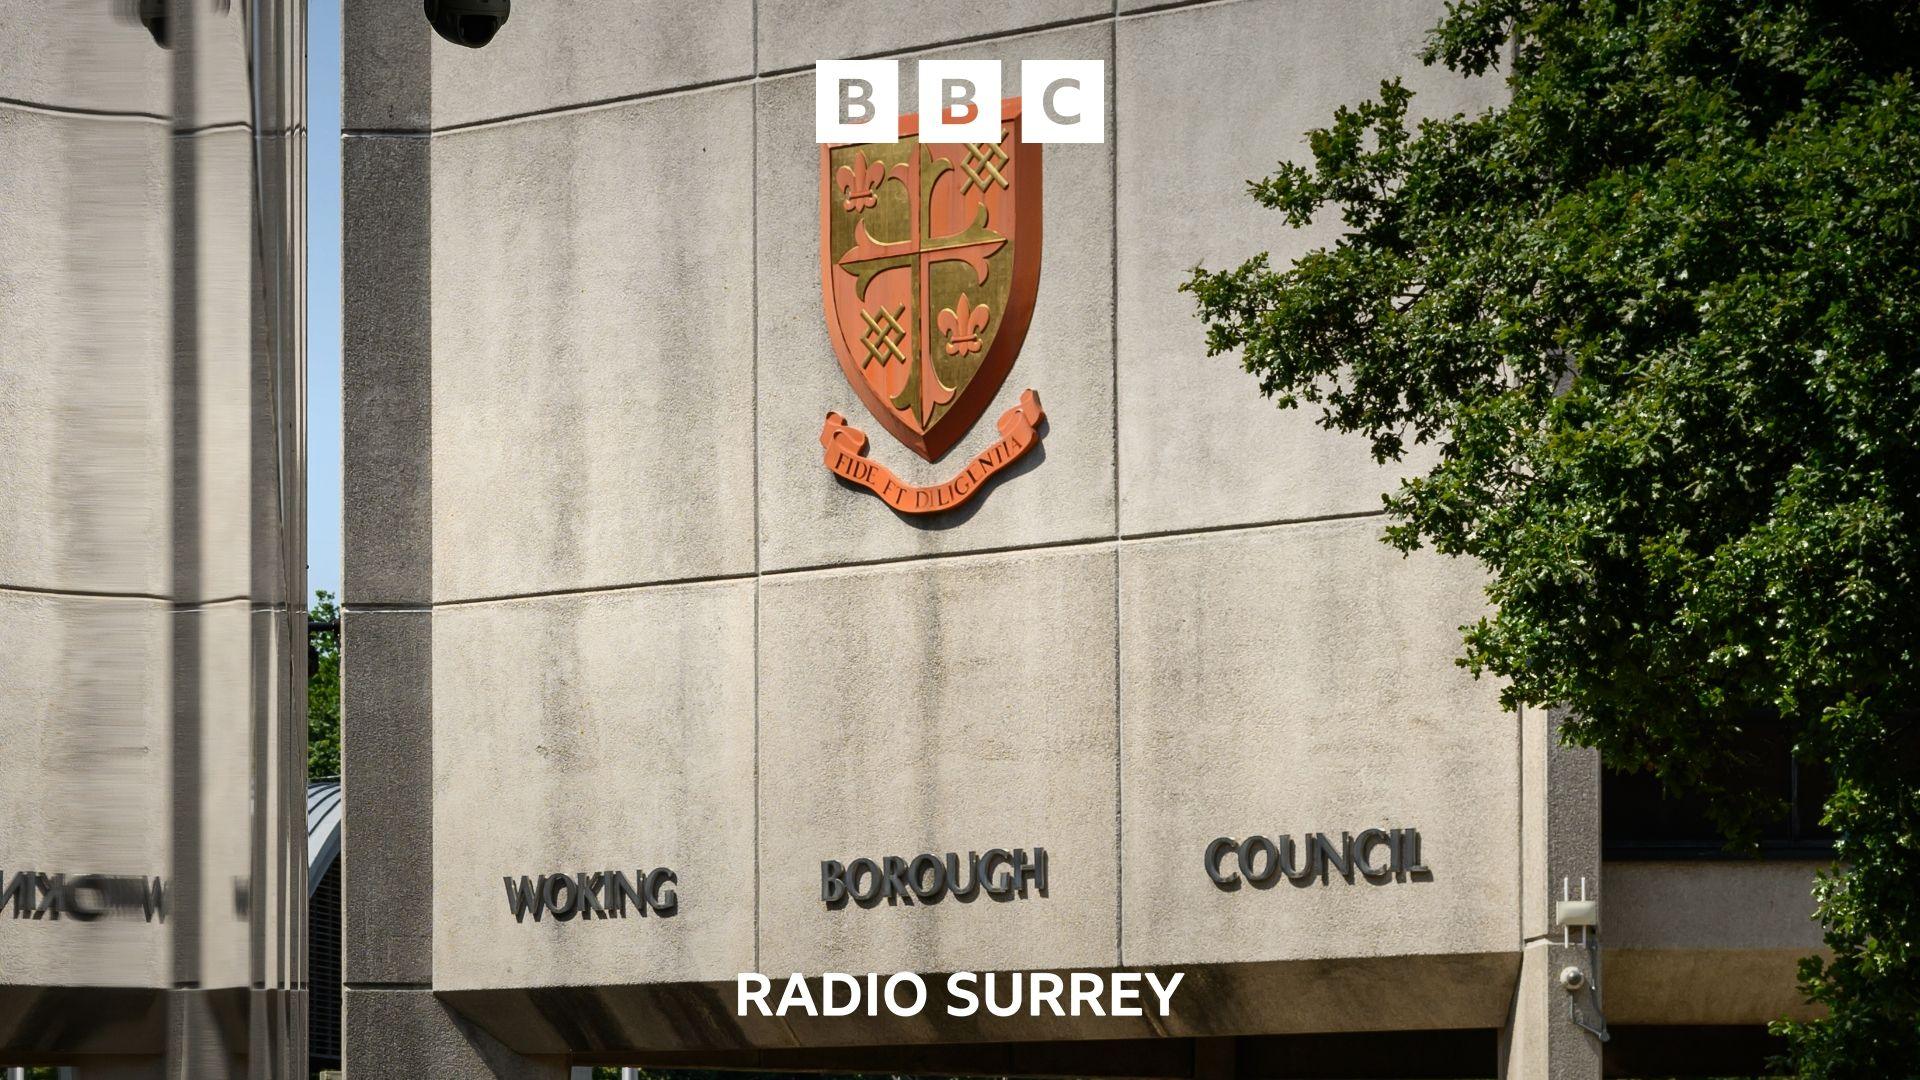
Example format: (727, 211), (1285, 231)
(820, 390), (1043, 514)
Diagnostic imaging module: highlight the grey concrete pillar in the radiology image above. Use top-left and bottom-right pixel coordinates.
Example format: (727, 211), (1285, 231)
(341, 989), (565, 1080)
(1499, 706), (1605, 1079)
(339, 1), (434, 1075)
(338, 4), (555, 1077)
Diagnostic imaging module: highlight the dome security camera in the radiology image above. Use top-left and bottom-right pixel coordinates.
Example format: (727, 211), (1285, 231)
(133, 0), (170, 47)
(425, 0), (510, 49)
(125, 0), (231, 48)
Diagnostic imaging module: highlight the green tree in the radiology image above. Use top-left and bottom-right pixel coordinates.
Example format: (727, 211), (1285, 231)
(1183, 1), (1919, 1074)
(308, 589), (341, 779)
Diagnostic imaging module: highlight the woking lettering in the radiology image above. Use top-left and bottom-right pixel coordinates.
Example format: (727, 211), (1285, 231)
(0, 869), (166, 922)
(502, 868), (678, 923)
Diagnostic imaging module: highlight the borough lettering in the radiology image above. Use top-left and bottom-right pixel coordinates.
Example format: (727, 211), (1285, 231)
(822, 847), (1047, 907)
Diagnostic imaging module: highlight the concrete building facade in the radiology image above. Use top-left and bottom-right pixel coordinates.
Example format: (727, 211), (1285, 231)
(338, 1), (1826, 1077)
(0, 1), (308, 1074)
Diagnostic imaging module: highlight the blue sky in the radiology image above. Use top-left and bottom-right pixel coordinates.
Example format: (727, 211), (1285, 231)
(308, 0), (343, 601)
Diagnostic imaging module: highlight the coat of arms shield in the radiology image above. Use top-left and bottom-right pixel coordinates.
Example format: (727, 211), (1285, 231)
(819, 100), (1043, 476)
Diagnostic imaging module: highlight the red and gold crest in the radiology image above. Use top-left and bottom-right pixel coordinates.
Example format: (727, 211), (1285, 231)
(818, 100), (1045, 513)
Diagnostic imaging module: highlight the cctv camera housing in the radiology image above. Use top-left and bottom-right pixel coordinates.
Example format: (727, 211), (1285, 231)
(425, 0), (509, 49)
(137, 0), (170, 47)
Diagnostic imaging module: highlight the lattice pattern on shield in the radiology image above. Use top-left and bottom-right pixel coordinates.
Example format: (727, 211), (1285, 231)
(960, 139), (1010, 193)
(859, 304), (910, 368)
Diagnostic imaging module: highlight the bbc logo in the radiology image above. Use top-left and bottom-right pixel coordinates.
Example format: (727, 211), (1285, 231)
(815, 59), (1105, 144)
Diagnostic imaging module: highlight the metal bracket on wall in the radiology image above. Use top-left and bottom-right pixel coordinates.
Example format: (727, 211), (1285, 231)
(1556, 877), (1611, 1043)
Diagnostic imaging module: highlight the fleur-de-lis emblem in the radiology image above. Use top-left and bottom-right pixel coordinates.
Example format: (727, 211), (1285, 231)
(835, 151), (885, 213)
(936, 293), (991, 357)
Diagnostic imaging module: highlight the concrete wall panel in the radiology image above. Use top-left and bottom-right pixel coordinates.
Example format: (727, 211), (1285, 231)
(345, 986), (567, 1079)
(430, 85), (758, 601)
(431, 582), (757, 989)
(757, 546), (1120, 976)
(0, 593), (170, 989)
(1115, 0), (1502, 535)
(1118, 518), (1517, 967)
(1606, 948), (1822, 1026)
(0, 108), (170, 596)
(1604, 859), (1824, 1024)
(756, 0), (1108, 76)
(172, 600), (260, 991)
(430, 0), (755, 129)
(344, 0), (433, 133)
(342, 609), (435, 986)
(756, 25), (1116, 572)
(0, 2), (170, 115)
(179, 129), (263, 606)
(343, 133), (434, 605)
(1607, 860), (1823, 952)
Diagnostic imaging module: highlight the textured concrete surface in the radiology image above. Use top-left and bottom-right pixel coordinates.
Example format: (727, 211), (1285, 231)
(0, 593), (170, 989)
(0, 107), (170, 596)
(1606, 860), (1823, 950)
(1119, 518), (1517, 966)
(0, 2), (170, 115)
(432, 582), (757, 989)
(344, 0), (432, 133)
(755, 0), (1109, 76)
(1603, 859), (1824, 1024)
(1605, 947), (1822, 1025)
(446, 954), (1518, 1054)
(1153, 953), (1519, 1037)
(342, 609), (435, 986)
(758, 546), (1120, 976)
(1497, 940), (1604, 1080)
(755, 25), (1116, 571)
(0, 989), (166, 1059)
(430, 0), (755, 129)
(174, 128), (263, 607)
(1519, 705), (1549, 943)
(344, 987), (567, 1079)
(0, 0), (254, 127)
(343, 133), (434, 606)
(1518, 708), (1600, 943)
(176, 3), (259, 134)
(431, 85), (757, 601)
(1, 0), (306, 1062)
(172, 600), (264, 993)
(1115, 0), (1504, 535)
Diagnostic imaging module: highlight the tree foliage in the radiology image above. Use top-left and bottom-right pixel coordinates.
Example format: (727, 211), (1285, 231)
(308, 589), (341, 780)
(1183, 1), (1920, 1073)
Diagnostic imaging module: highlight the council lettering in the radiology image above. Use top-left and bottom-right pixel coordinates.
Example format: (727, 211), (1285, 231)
(1204, 827), (1430, 887)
